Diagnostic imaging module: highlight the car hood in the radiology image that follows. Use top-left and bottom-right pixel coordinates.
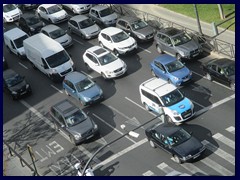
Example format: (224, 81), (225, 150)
(177, 40), (199, 52)
(115, 37), (135, 48)
(168, 97), (192, 114)
(170, 67), (191, 79)
(4, 8), (20, 16)
(81, 24), (100, 35)
(101, 13), (117, 21)
(78, 84), (101, 99)
(102, 60), (125, 72)
(134, 26), (154, 36)
(50, 10), (66, 18)
(173, 136), (203, 157)
(9, 80), (26, 91)
(55, 34), (72, 44)
(17, 47), (26, 55)
(68, 118), (94, 135)
(30, 22), (44, 29)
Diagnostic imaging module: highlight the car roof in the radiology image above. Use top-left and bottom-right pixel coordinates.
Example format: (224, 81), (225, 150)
(3, 69), (17, 79)
(154, 54), (177, 65)
(86, 46), (109, 56)
(118, 16), (140, 23)
(159, 27), (183, 36)
(4, 27), (27, 39)
(65, 71), (87, 84)
(41, 24), (60, 32)
(208, 58), (234, 67)
(91, 5), (108, 11)
(154, 123), (181, 136)
(53, 99), (78, 116)
(70, 15), (88, 22)
(40, 4), (57, 8)
(101, 27), (122, 36)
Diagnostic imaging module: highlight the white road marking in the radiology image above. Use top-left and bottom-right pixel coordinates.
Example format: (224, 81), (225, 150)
(73, 39), (83, 45)
(138, 46), (151, 53)
(92, 113), (136, 144)
(213, 133), (235, 150)
(190, 99), (205, 108)
(18, 62), (28, 69)
(226, 126), (235, 134)
(179, 162), (207, 175)
(157, 162), (174, 174)
(80, 71), (93, 78)
(50, 85), (63, 93)
(202, 140), (235, 165)
(201, 157), (234, 176)
(143, 170), (154, 176)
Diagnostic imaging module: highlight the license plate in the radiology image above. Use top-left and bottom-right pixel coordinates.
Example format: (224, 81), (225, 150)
(184, 113), (191, 117)
(183, 78), (189, 82)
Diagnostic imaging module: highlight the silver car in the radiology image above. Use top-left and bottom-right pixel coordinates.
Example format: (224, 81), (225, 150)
(40, 24), (73, 48)
(68, 15), (100, 39)
(62, 4), (92, 14)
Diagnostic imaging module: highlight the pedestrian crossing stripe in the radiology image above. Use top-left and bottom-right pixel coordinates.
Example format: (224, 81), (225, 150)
(157, 162), (174, 174)
(142, 170), (154, 176)
(213, 133), (235, 150)
(226, 126), (235, 134)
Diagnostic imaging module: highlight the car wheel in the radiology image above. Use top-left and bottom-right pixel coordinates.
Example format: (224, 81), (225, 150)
(156, 45), (163, 54)
(173, 155), (182, 164)
(99, 42), (104, 48)
(80, 33), (86, 40)
(64, 89), (69, 96)
(38, 13), (41, 18)
(11, 95), (17, 101)
(151, 69), (156, 77)
(72, 8), (76, 14)
(166, 115), (173, 124)
(101, 72), (107, 80)
(149, 140), (156, 148)
(85, 63), (91, 72)
(48, 18), (53, 23)
(54, 123), (60, 131)
(17, 53), (22, 60)
(206, 73), (212, 81)
(28, 31), (32, 36)
(70, 135), (77, 145)
(144, 103), (150, 111)
(230, 82), (235, 91)
(176, 54), (182, 61)
(113, 49), (119, 57)
(79, 99), (86, 106)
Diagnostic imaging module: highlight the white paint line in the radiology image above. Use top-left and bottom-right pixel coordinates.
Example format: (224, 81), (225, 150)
(94, 138), (148, 169)
(50, 85), (63, 93)
(138, 46), (151, 53)
(200, 157), (234, 176)
(18, 62), (28, 69)
(179, 162), (207, 176)
(213, 133), (235, 150)
(195, 94), (235, 116)
(80, 71), (93, 78)
(165, 170), (182, 176)
(73, 39), (83, 45)
(190, 99), (205, 108)
(143, 170), (154, 176)
(226, 126), (235, 134)
(92, 113), (136, 144)
(192, 71), (204, 78)
(202, 140), (235, 165)
(157, 162), (174, 174)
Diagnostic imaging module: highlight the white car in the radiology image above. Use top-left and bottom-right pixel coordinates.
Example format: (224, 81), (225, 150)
(41, 24), (73, 48)
(83, 46), (127, 79)
(98, 27), (138, 56)
(3, 4), (22, 23)
(62, 4), (92, 14)
(36, 4), (68, 24)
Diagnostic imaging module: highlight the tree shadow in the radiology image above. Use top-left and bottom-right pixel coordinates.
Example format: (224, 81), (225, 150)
(94, 161), (120, 176)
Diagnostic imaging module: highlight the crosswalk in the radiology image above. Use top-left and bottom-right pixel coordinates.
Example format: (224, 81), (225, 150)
(142, 126), (235, 176)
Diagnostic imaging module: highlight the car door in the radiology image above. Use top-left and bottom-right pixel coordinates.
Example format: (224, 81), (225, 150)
(215, 66), (229, 85)
(153, 61), (168, 80)
(104, 34), (114, 51)
(38, 6), (48, 20)
(51, 108), (67, 131)
(151, 131), (172, 154)
(90, 9), (100, 24)
(163, 36), (176, 56)
(85, 53), (101, 74)
(69, 20), (78, 34)
(65, 80), (79, 100)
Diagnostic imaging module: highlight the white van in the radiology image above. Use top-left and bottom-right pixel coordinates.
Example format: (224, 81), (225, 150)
(23, 33), (74, 82)
(4, 27), (29, 59)
(139, 77), (194, 124)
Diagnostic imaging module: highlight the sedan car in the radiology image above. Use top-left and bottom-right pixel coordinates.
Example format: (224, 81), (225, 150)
(154, 27), (202, 60)
(41, 24), (73, 48)
(49, 99), (98, 145)
(3, 4), (22, 23)
(62, 4), (92, 14)
(201, 58), (235, 91)
(83, 46), (127, 79)
(18, 14), (45, 36)
(150, 54), (192, 86)
(3, 69), (32, 100)
(116, 16), (154, 42)
(36, 4), (68, 24)
(68, 15), (100, 39)
(98, 27), (138, 56)
(145, 123), (206, 163)
(63, 71), (104, 106)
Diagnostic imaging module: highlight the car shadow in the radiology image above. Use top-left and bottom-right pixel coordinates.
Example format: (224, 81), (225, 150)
(94, 161), (119, 176)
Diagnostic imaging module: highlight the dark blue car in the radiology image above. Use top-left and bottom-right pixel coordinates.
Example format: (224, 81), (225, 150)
(150, 54), (192, 86)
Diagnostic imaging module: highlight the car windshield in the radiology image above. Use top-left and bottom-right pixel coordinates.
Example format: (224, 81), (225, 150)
(75, 78), (95, 92)
(49, 28), (66, 39)
(165, 60), (185, 73)
(111, 31), (129, 43)
(13, 35), (28, 48)
(167, 128), (191, 147)
(3, 4), (17, 13)
(6, 74), (24, 87)
(160, 89), (184, 107)
(47, 5), (62, 14)
(65, 110), (87, 127)
(98, 52), (118, 65)
(131, 20), (148, 30)
(172, 33), (192, 46)
(26, 16), (41, 26)
(223, 64), (235, 76)
(78, 18), (95, 29)
(99, 8), (113, 17)
(45, 50), (70, 68)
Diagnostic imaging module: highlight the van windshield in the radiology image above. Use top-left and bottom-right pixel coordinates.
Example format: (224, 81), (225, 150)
(14, 35), (29, 48)
(45, 50), (70, 68)
(160, 89), (184, 107)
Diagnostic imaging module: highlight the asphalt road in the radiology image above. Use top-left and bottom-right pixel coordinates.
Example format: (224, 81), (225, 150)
(3, 8), (235, 176)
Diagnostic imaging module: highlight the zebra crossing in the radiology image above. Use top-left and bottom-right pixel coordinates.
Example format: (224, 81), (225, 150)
(142, 126), (235, 176)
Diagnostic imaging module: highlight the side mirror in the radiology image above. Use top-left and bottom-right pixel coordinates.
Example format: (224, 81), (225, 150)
(61, 124), (65, 128)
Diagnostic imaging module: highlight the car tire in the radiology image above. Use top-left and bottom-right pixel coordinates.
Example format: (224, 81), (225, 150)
(85, 63), (91, 72)
(68, 27), (73, 34)
(144, 103), (150, 111)
(80, 33), (86, 40)
(156, 45), (163, 54)
(54, 123), (60, 131)
(80, 99), (86, 106)
(176, 54), (182, 61)
(38, 13), (42, 18)
(70, 135), (77, 146)
(101, 72), (107, 80)
(48, 18), (53, 23)
(166, 115), (173, 124)
(149, 140), (156, 148)
(206, 73), (212, 81)
(113, 49), (119, 57)
(230, 82), (235, 91)
(99, 42), (104, 48)
(151, 69), (156, 77)
(72, 8), (76, 14)
(64, 89), (69, 96)
(173, 155), (182, 164)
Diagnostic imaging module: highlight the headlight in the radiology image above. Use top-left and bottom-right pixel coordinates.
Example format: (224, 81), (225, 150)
(83, 96), (91, 102)
(105, 70), (112, 75)
(74, 134), (81, 140)
(11, 91), (17, 95)
(173, 77), (179, 81)
(26, 84), (30, 89)
(30, 27), (35, 31)
(136, 33), (145, 39)
(171, 110), (179, 116)
(180, 51), (187, 56)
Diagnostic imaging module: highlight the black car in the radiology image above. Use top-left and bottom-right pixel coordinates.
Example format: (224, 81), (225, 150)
(49, 99), (99, 145)
(201, 58), (235, 91)
(3, 57), (8, 70)
(145, 123), (205, 163)
(17, 4), (38, 11)
(18, 14), (45, 36)
(3, 69), (32, 100)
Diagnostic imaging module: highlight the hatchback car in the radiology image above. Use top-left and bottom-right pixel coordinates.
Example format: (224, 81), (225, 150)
(150, 54), (192, 86)
(18, 14), (45, 36)
(62, 4), (92, 14)
(83, 46), (127, 79)
(68, 15), (100, 39)
(17, 4), (38, 11)
(201, 58), (235, 91)
(36, 4), (68, 24)
(3, 69), (32, 100)
(116, 16), (154, 42)
(3, 4), (22, 23)
(155, 27), (202, 60)
(41, 24), (73, 48)
(145, 123), (205, 163)
(98, 27), (138, 56)
(50, 99), (99, 145)
(63, 71), (104, 106)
